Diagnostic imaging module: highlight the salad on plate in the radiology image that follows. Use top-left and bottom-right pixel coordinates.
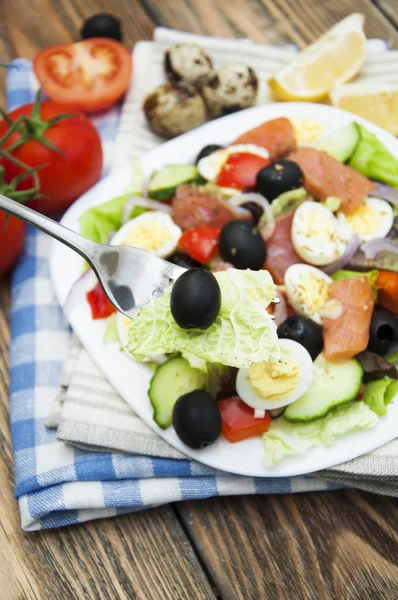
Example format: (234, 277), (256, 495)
(78, 114), (398, 468)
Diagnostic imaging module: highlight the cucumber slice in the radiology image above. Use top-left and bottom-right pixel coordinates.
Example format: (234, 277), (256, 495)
(148, 356), (206, 429)
(284, 353), (363, 422)
(148, 165), (201, 201)
(318, 123), (360, 162)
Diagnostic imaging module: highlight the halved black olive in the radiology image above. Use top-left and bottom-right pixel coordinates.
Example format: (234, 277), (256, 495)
(368, 307), (398, 356)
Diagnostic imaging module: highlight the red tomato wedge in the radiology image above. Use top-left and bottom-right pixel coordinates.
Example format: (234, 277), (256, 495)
(263, 212), (301, 284)
(232, 117), (296, 161)
(218, 396), (272, 443)
(33, 39), (132, 113)
(179, 226), (220, 264)
(0, 212), (25, 276)
(323, 277), (374, 361)
(87, 282), (116, 320)
(376, 271), (398, 314)
(289, 147), (375, 215)
(172, 184), (250, 230)
(216, 152), (270, 190)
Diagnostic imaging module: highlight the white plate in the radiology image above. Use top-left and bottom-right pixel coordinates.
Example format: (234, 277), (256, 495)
(50, 102), (398, 477)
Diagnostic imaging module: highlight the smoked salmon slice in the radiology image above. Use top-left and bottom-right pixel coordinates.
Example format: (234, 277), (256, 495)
(323, 277), (374, 361)
(232, 117), (296, 161)
(289, 147), (375, 214)
(172, 184), (250, 230)
(264, 211), (301, 284)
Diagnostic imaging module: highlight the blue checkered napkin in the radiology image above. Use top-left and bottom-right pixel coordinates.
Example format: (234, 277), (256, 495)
(7, 59), (340, 532)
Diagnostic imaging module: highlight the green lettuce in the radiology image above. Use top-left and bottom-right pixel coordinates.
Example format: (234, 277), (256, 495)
(80, 157), (145, 245)
(349, 124), (398, 187)
(102, 314), (120, 345)
(262, 401), (378, 467)
(271, 187), (307, 216)
(128, 269), (279, 368)
(363, 378), (398, 416)
(80, 195), (129, 245)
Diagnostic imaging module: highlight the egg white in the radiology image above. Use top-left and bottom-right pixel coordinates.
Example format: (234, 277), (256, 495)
(338, 196), (394, 242)
(236, 339), (314, 410)
(292, 201), (349, 266)
(197, 143), (269, 182)
(111, 211), (182, 259)
(284, 264), (332, 325)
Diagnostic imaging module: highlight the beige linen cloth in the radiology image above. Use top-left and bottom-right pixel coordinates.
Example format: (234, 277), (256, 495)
(47, 28), (398, 495)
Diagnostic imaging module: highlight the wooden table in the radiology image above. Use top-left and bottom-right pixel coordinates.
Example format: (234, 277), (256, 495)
(1, 1), (398, 598)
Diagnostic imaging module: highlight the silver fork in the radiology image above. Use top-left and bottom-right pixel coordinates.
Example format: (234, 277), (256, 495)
(0, 195), (185, 319)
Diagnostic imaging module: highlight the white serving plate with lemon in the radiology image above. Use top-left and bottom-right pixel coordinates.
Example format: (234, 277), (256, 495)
(50, 102), (398, 477)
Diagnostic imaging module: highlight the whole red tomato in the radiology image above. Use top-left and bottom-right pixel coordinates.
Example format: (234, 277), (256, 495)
(0, 212), (25, 276)
(0, 101), (103, 216)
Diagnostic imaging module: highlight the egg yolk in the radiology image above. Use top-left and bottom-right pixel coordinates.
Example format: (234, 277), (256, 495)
(295, 272), (330, 313)
(344, 204), (383, 239)
(123, 222), (172, 252)
(293, 119), (324, 144)
(248, 358), (299, 402)
(298, 210), (344, 244)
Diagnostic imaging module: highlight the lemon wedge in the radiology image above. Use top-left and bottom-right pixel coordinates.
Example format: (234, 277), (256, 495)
(269, 14), (366, 102)
(330, 81), (398, 135)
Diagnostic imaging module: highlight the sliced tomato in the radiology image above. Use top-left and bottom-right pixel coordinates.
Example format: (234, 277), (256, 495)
(33, 38), (132, 113)
(216, 153), (270, 190)
(179, 226), (221, 264)
(376, 271), (398, 314)
(323, 277), (374, 361)
(87, 282), (116, 320)
(218, 396), (272, 443)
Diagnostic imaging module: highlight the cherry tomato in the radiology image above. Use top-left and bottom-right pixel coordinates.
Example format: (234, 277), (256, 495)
(0, 101), (103, 216)
(86, 282), (116, 320)
(0, 212), (25, 276)
(216, 152), (270, 190)
(218, 396), (272, 443)
(179, 226), (221, 264)
(376, 271), (398, 314)
(33, 38), (132, 113)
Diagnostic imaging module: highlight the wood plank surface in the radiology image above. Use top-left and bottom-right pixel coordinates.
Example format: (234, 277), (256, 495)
(0, 1), (398, 599)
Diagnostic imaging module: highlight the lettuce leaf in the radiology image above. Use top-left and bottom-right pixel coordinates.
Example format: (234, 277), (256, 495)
(128, 269), (279, 368)
(349, 124), (398, 187)
(102, 313), (120, 344)
(271, 187), (307, 216)
(79, 157), (145, 245)
(80, 195), (128, 245)
(262, 401), (378, 467)
(363, 378), (398, 416)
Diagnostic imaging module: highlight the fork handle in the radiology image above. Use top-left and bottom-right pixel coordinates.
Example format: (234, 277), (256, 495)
(0, 194), (98, 265)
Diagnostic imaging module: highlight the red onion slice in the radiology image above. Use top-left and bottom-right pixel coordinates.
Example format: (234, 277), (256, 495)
(121, 196), (172, 223)
(370, 182), (398, 207)
(64, 269), (97, 318)
(268, 407), (286, 419)
(229, 192), (275, 240)
(321, 233), (361, 275)
(361, 238), (398, 259)
(273, 289), (288, 326)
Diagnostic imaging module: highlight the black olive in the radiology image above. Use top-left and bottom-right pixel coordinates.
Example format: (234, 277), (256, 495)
(195, 144), (223, 164)
(240, 201), (263, 226)
(368, 307), (398, 356)
(168, 252), (202, 270)
(81, 13), (122, 41)
(256, 160), (304, 201)
(170, 268), (221, 330)
(173, 390), (221, 449)
(278, 315), (323, 360)
(219, 220), (266, 270)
